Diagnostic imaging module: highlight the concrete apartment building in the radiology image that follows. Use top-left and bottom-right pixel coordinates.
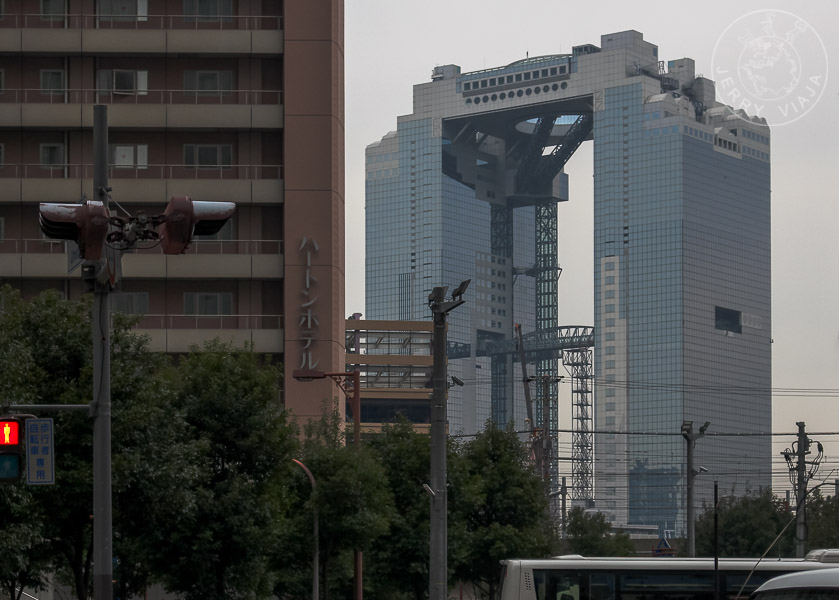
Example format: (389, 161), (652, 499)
(0, 1), (346, 423)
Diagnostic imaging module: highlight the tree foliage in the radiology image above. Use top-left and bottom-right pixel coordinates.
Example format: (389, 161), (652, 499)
(366, 419), (433, 600)
(801, 489), (839, 552)
(153, 340), (296, 600)
(450, 421), (557, 600)
(695, 488), (794, 558)
(0, 287), (606, 599)
(562, 507), (634, 557)
(275, 405), (395, 600)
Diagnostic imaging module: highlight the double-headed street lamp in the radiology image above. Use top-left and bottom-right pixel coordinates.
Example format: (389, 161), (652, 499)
(428, 279), (469, 600)
(682, 420), (710, 557)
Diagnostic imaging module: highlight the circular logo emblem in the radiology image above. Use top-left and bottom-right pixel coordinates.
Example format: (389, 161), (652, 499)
(711, 10), (828, 126)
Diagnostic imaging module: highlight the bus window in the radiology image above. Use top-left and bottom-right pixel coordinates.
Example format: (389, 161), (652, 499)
(534, 571), (581, 600)
(619, 572), (714, 600)
(590, 573), (616, 600)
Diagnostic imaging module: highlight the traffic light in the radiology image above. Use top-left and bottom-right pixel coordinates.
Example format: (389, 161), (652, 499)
(0, 417), (24, 482)
(159, 196), (236, 254)
(39, 201), (110, 261)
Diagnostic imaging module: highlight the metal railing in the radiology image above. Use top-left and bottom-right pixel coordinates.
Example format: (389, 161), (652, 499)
(0, 13), (282, 30)
(0, 239), (283, 255)
(0, 88), (282, 105)
(0, 164), (283, 180)
(133, 314), (282, 330)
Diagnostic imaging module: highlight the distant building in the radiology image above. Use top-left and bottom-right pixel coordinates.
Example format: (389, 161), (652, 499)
(0, 1), (346, 423)
(366, 30), (771, 534)
(346, 318), (433, 434)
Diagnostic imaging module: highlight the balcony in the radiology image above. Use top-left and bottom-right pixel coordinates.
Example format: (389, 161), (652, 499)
(132, 313), (283, 354)
(0, 164), (283, 206)
(0, 14), (282, 55)
(0, 239), (283, 280)
(0, 89), (282, 130)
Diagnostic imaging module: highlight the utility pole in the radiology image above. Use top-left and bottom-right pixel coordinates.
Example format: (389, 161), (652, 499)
(795, 421), (809, 558)
(681, 420), (710, 557)
(428, 280), (468, 600)
(91, 105), (114, 600)
(782, 421), (826, 558)
(560, 476), (567, 539)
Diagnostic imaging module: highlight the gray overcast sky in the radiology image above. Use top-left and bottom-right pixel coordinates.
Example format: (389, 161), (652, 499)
(344, 1), (839, 483)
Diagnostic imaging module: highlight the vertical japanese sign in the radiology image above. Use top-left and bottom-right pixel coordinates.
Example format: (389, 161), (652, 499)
(26, 418), (55, 485)
(298, 236), (320, 370)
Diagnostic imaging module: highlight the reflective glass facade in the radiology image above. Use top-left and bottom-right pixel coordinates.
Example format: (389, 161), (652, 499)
(594, 83), (771, 533)
(367, 31), (771, 529)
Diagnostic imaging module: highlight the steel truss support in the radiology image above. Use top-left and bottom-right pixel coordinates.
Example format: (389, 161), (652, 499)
(563, 348), (593, 503)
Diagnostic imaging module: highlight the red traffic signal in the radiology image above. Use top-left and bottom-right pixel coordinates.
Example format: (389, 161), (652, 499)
(0, 418), (23, 482)
(39, 201), (110, 260)
(159, 196), (235, 254)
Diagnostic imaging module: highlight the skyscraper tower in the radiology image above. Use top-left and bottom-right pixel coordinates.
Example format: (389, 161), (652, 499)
(366, 31), (771, 531)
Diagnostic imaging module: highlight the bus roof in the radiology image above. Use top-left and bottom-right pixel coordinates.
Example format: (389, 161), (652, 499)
(754, 568), (839, 592)
(500, 556), (837, 572)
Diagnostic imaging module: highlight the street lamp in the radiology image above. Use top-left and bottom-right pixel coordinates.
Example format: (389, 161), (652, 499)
(292, 368), (363, 600)
(292, 369), (361, 447)
(428, 280), (469, 600)
(292, 459), (318, 600)
(682, 420), (710, 557)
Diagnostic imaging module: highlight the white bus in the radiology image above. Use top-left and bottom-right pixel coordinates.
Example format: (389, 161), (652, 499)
(498, 551), (839, 600)
(752, 567), (839, 600)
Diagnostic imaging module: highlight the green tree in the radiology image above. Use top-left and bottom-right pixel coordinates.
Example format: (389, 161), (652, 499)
(0, 486), (51, 600)
(562, 507), (634, 556)
(695, 488), (794, 558)
(451, 421), (556, 600)
(276, 405), (395, 600)
(155, 340), (297, 600)
(366, 418), (433, 600)
(0, 287), (200, 600)
(804, 489), (839, 551)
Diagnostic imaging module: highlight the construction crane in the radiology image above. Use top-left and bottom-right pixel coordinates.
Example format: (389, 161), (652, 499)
(515, 323), (551, 484)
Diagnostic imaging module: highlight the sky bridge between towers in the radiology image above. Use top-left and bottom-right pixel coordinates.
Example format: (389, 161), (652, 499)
(440, 90), (597, 503)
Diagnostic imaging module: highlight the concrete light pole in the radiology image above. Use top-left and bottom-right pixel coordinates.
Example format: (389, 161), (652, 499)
(428, 280), (469, 600)
(681, 420), (709, 557)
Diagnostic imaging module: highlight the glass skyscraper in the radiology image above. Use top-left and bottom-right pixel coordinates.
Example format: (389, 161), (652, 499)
(366, 30), (771, 533)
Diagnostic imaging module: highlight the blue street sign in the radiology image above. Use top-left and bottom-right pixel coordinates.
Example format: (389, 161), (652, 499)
(26, 418), (55, 485)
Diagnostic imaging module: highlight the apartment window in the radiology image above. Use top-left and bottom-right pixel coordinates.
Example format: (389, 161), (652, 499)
(184, 292), (233, 315)
(111, 292), (149, 315)
(98, 0), (148, 21)
(184, 0), (233, 21)
(40, 143), (64, 167)
(112, 144), (148, 169)
(194, 219), (233, 241)
(184, 144), (232, 169)
(97, 69), (148, 95)
(715, 306), (742, 334)
(41, 0), (64, 20)
(41, 70), (65, 94)
(115, 70), (148, 95)
(184, 70), (233, 95)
